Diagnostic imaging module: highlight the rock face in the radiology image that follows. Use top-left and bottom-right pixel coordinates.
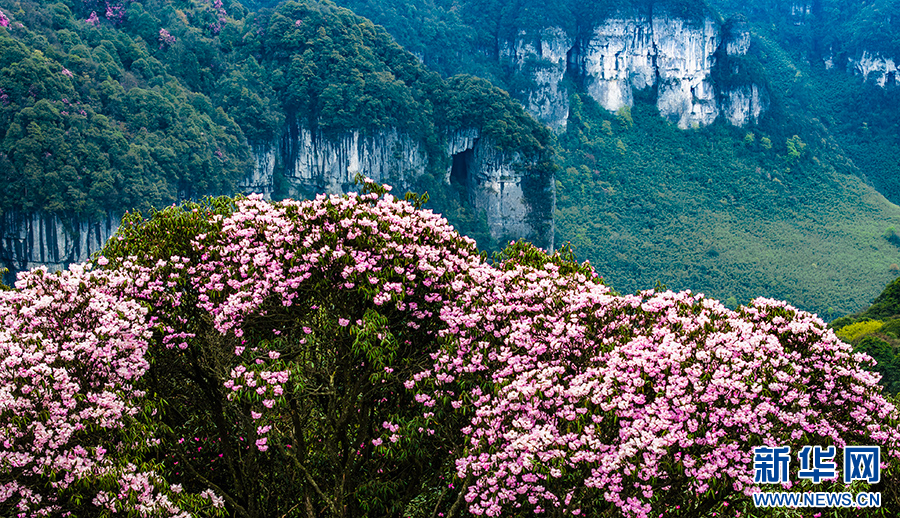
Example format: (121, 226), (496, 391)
(0, 211), (119, 283)
(652, 17), (721, 128)
(269, 123), (552, 247)
(850, 51), (899, 87)
(282, 125), (429, 196)
(501, 28), (573, 131)
(1, 122), (552, 279)
(447, 129), (552, 246)
(240, 143), (277, 198)
(721, 84), (767, 126)
(502, 15), (768, 129)
(719, 19), (768, 126)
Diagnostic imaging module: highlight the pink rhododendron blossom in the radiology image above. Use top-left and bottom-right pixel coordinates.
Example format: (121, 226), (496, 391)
(409, 245), (900, 517)
(159, 28), (175, 48)
(99, 184), (484, 515)
(0, 266), (223, 516)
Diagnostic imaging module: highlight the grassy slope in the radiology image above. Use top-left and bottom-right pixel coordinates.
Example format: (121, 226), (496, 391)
(556, 93), (900, 318)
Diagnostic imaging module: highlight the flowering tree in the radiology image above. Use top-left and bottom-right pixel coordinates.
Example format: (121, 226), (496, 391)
(159, 28), (176, 49)
(0, 265), (225, 517)
(409, 241), (900, 518)
(83, 182), (900, 518)
(98, 181), (483, 517)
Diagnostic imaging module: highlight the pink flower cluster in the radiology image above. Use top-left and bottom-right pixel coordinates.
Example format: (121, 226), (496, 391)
(0, 264), (229, 516)
(104, 1), (125, 24)
(159, 28), (176, 48)
(410, 254), (900, 517)
(207, 0), (227, 35)
(108, 187), (482, 453)
(88, 185), (900, 516)
(0, 10), (9, 28)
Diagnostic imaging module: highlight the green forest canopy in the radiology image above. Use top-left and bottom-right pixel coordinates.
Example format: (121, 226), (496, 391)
(5, 0), (900, 317)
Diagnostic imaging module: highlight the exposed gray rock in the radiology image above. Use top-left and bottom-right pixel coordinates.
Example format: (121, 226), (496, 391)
(283, 125), (428, 195)
(445, 128), (548, 244)
(725, 20), (751, 57)
(446, 128), (480, 160)
(0, 211), (119, 281)
(850, 51), (899, 87)
(574, 15), (721, 129)
(653, 17), (720, 128)
(722, 84), (768, 126)
(501, 27), (573, 132)
(503, 15), (767, 129)
(575, 17), (655, 113)
(241, 143), (277, 199)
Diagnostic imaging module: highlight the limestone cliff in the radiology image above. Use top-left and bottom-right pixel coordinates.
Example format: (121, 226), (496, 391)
(1, 122), (552, 280)
(502, 14), (768, 129)
(500, 28), (573, 132)
(240, 143), (278, 198)
(0, 211), (120, 283)
(446, 129), (553, 246)
(850, 51), (899, 87)
(281, 125), (428, 196)
(718, 19), (768, 126)
(274, 125), (551, 248)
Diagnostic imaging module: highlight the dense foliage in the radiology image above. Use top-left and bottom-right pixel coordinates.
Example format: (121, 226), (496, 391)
(0, 0), (550, 234)
(0, 16), (251, 217)
(831, 276), (900, 396)
(553, 90), (900, 318)
(0, 264), (226, 516)
(3, 190), (900, 517)
(0, 0), (555, 261)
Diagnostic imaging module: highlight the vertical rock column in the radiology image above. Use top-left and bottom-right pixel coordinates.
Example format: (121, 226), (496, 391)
(283, 124), (429, 196)
(577, 18), (656, 113)
(447, 129), (552, 248)
(653, 16), (720, 128)
(720, 18), (768, 126)
(501, 28), (574, 131)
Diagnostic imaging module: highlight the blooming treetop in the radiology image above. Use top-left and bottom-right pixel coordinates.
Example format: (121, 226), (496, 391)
(97, 182), (487, 517)
(0, 265), (225, 517)
(408, 243), (900, 517)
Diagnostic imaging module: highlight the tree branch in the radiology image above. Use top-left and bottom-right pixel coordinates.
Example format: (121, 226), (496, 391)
(175, 448), (250, 518)
(446, 472), (473, 518)
(282, 443), (340, 518)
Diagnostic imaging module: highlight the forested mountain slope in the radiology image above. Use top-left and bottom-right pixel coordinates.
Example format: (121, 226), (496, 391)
(0, 0), (554, 281)
(4, 0), (900, 316)
(326, 0), (900, 317)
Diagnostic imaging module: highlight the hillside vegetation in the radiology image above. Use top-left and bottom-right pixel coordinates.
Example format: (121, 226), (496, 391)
(832, 276), (900, 395)
(4, 0), (900, 315)
(0, 0), (551, 249)
(325, 0), (900, 317)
